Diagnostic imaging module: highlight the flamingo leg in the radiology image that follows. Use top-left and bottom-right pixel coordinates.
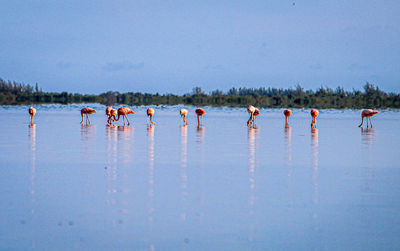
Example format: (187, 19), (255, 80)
(150, 115), (156, 125)
(125, 115), (131, 126)
(358, 117), (364, 128)
(80, 114), (84, 124)
(247, 113), (253, 126)
(311, 118), (316, 128)
(369, 117), (373, 128)
(366, 117), (369, 128)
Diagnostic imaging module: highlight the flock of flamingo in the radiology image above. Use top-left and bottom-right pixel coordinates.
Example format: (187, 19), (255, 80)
(27, 106), (379, 129)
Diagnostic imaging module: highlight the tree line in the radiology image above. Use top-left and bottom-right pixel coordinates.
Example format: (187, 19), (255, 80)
(1, 78), (399, 109)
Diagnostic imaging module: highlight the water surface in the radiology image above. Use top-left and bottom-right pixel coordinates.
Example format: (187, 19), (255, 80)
(0, 105), (399, 250)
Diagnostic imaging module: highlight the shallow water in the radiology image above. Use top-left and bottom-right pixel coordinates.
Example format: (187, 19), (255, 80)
(0, 105), (399, 250)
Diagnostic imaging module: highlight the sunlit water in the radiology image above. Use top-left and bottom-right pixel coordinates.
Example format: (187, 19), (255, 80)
(0, 105), (399, 250)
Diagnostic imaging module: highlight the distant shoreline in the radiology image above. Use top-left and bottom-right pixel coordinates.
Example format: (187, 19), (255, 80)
(1, 79), (399, 109)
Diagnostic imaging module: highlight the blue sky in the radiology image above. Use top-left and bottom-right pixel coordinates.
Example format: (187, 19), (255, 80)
(1, 0), (399, 94)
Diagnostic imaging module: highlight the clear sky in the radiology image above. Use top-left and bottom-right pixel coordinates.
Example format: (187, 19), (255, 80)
(1, 0), (399, 94)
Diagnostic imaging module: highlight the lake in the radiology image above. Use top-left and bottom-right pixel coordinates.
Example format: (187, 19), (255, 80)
(0, 105), (399, 250)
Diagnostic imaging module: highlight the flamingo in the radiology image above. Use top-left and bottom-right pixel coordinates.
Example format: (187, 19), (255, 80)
(147, 108), (157, 125)
(310, 109), (319, 128)
(28, 107), (36, 125)
(252, 108), (260, 126)
(284, 109), (292, 127)
(195, 108), (206, 128)
(105, 106), (113, 125)
(80, 107), (97, 125)
(180, 108), (188, 125)
(358, 109), (379, 128)
(107, 109), (118, 126)
(106, 106), (112, 116)
(247, 105), (256, 126)
(113, 107), (135, 126)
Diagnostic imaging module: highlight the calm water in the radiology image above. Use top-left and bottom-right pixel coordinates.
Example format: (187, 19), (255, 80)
(0, 105), (399, 250)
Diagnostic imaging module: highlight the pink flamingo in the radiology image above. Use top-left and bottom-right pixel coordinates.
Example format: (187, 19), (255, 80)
(107, 109), (118, 126)
(28, 107), (36, 125)
(80, 107), (97, 124)
(195, 108), (206, 128)
(147, 108), (156, 125)
(284, 109), (292, 127)
(253, 108), (260, 125)
(106, 106), (112, 116)
(247, 105), (256, 126)
(113, 107), (135, 126)
(310, 109), (319, 128)
(180, 109), (188, 125)
(358, 109), (379, 128)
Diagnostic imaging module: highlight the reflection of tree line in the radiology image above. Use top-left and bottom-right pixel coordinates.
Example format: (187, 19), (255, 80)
(2, 79), (399, 108)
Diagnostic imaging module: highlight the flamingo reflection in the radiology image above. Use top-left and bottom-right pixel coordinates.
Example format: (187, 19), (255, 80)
(80, 124), (96, 142)
(180, 125), (188, 222)
(361, 128), (376, 193)
(29, 124), (36, 218)
(285, 126), (293, 209)
(105, 125), (118, 224)
(361, 128), (376, 147)
(147, 125), (155, 250)
(196, 126), (205, 222)
(248, 126), (259, 242)
(311, 128), (319, 231)
(116, 126), (134, 164)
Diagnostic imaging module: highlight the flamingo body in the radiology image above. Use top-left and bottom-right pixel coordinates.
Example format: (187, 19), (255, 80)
(147, 108), (156, 125)
(80, 107), (97, 124)
(113, 107), (135, 126)
(252, 108), (260, 126)
(180, 108), (188, 125)
(195, 108), (205, 127)
(247, 105), (256, 126)
(284, 109), (292, 127)
(310, 109), (319, 128)
(359, 109), (378, 128)
(107, 109), (118, 126)
(106, 106), (112, 116)
(29, 107), (36, 125)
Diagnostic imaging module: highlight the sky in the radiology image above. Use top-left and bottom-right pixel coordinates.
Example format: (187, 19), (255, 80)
(1, 0), (399, 94)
